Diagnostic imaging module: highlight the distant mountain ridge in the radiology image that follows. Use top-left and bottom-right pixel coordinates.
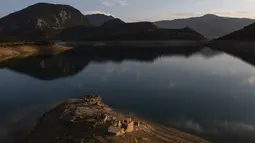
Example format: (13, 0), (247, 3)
(58, 21), (206, 41)
(154, 14), (255, 39)
(85, 14), (115, 26)
(0, 3), (90, 40)
(217, 22), (255, 41)
(1, 2), (250, 41)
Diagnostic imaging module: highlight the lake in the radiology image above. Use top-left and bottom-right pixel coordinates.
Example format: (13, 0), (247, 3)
(1, 45), (255, 143)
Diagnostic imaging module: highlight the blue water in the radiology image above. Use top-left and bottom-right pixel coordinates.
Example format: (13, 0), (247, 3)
(0, 47), (255, 143)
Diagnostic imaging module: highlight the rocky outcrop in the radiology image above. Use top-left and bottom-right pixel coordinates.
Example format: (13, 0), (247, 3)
(24, 95), (209, 143)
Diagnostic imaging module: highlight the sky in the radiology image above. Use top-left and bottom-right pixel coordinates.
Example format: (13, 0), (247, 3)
(1, 0), (255, 22)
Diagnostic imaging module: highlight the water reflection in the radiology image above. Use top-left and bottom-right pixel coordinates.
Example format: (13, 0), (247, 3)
(0, 46), (220, 80)
(209, 41), (255, 67)
(169, 119), (255, 143)
(1, 45), (255, 143)
(0, 53), (89, 80)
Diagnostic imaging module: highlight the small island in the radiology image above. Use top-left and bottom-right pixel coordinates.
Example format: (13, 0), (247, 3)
(24, 95), (209, 143)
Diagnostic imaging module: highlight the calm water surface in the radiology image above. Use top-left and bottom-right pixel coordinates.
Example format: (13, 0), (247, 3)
(1, 46), (255, 143)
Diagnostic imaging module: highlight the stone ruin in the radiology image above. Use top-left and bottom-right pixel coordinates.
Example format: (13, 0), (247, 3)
(62, 95), (142, 137)
(107, 115), (140, 136)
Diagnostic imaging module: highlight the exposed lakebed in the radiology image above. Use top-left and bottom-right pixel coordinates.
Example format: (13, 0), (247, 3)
(1, 44), (255, 143)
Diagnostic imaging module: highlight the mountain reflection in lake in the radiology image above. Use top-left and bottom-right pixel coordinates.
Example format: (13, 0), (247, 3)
(1, 45), (255, 143)
(0, 46), (204, 80)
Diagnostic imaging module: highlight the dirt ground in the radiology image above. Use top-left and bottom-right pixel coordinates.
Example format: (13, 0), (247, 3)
(24, 95), (209, 143)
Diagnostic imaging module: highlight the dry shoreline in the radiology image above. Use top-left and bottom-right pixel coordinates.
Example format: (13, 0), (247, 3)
(24, 95), (209, 143)
(64, 40), (208, 47)
(0, 42), (72, 62)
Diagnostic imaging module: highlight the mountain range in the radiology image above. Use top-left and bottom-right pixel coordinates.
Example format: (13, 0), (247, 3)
(0, 2), (255, 41)
(58, 19), (206, 41)
(154, 14), (255, 39)
(0, 3), (90, 40)
(84, 14), (115, 26)
(218, 22), (255, 41)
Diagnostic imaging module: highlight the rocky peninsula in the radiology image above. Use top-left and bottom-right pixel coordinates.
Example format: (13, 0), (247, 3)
(24, 95), (209, 143)
(0, 42), (72, 62)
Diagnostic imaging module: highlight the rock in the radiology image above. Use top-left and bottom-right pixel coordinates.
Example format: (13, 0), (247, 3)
(103, 114), (108, 122)
(125, 121), (134, 133)
(75, 107), (93, 117)
(142, 137), (149, 141)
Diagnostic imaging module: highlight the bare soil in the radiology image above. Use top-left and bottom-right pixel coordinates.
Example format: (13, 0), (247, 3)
(24, 95), (209, 143)
(0, 42), (72, 62)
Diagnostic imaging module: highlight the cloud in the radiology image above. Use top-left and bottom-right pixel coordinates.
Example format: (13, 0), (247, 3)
(248, 76), (255, 85)
(101, 0), (128, 7)
(214, 121), (255, 134)
(116, 0), (128, 6)
(169, 82), (176, 89)
(172, 119), (203, 133)
(181, 120), (203, 133)
(171, 119), (255, 136)
(171, 12), (200, 18)
(105, 67), (115, 74)
(101, 1), (114, 6)
(82, 11), (113, 16)
(211, 10), (255, 18)
(242, 76), (255, 85)
(101, 76), (108, 81)
(135, 72), (141, 80)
